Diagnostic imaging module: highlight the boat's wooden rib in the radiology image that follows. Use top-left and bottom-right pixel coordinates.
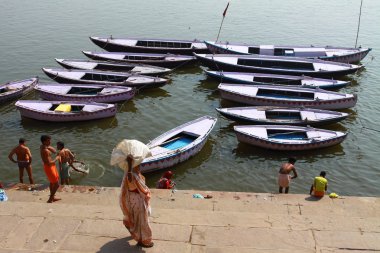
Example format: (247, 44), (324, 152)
(140, 116), (217, 173)
(35, 83), (135, 103)
(216, 106), (348, 126)
(234, 125), (347, 150)
(218, 83), (357, 110)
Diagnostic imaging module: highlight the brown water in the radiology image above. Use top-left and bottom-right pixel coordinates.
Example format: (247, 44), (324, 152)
(0, 0), (379, 196)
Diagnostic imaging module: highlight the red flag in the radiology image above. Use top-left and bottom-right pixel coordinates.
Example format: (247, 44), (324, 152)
(223, 2), (230, 17)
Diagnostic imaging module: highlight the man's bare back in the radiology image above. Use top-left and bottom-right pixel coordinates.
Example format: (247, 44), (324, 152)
(279, 163), (295, 174)
(58, 148), (74, 164)
(9, 145), (31, 162)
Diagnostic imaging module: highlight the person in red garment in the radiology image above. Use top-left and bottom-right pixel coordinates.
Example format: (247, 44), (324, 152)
(156, 171), (175, 189)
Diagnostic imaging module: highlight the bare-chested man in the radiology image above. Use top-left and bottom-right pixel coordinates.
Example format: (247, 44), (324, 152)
(57, 141), (77, 185)
(8, 138), (34, 184)
(40, 135), (60, 203)
(278, 157), (298, 194)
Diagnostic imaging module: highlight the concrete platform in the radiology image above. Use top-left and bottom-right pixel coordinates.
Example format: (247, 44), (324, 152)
(0, 183), (379, 253)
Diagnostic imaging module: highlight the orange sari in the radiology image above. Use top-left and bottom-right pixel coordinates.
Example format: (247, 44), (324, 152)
(120, 168), (152, 245)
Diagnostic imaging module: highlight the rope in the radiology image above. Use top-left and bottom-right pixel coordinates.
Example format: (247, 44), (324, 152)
(358, 116), (380, 133)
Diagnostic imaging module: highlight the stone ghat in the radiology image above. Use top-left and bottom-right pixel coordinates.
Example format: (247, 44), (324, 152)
(0, 183), (379, 253)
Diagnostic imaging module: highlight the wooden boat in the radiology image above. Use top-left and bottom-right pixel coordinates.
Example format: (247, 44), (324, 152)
(205, 41), (371, 63)
(90, 36), (209, 55)
(216, 106), (348, 126)
(0, 78), (38, 104)
(55, 58), (172, 76)
(205, 71), (349, 90)
(194, 54), (362, 78)
(42, 68), (167, 89)
(35, 83), (135, 103)
(139, 116), (217, 173)
(218, 83), (357, 110)
(234, 125), (347, 150)
(83, 51), (196, 68)
(15, 100), (116, 122)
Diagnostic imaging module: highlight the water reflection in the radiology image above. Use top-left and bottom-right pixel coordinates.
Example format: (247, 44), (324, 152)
(114, 99), (137, 113)
(19, 116), (118, 133)
(234, 141), (345, 162)
(173, 63), (203, 75)
(134, 87), (171, 100)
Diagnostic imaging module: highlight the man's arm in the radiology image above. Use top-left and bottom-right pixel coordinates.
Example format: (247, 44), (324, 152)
(291, 168), (298, 179)
(8, 148), (17, 163)
(67, 150), (75, 164)
(26, 147), (32, 165)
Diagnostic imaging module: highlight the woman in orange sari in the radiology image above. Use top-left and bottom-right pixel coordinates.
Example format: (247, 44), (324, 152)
(119, 156), (153, 248)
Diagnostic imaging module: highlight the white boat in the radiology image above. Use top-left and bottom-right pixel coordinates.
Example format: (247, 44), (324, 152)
(35, 83), (135, 103)
(205, 71), (349, 90)
(205, 41), (371, 63)
(55, 58), (172, 75)
(83, 51), (196, 68)
(218, 83), (357, 110)
(0, 78), (38, 104)
(216, 106), (348, 126)
(42, 68), (167, 88)
(195, 54), (362, 78)
(140, 116), (217, 173)
(90, 36), (209, 55)
(15, 100), (116, 122)
(234, 125), (347, 150)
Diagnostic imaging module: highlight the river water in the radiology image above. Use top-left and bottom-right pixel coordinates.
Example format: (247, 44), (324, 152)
(0, 0), (379, 196)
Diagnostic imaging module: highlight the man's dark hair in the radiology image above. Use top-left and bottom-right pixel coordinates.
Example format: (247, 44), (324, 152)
(320, 171), (326, 177)
(40, 135), (51, 143)
(19, 138), (26, 144)
(57, 141), (64, 148)
(288, 157), (297, 164)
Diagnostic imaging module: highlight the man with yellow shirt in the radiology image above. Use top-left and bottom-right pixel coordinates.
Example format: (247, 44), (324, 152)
(310, 171), (328, 197)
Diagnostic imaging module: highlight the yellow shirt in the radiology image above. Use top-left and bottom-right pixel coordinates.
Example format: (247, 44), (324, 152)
(314, 176), (328, 192)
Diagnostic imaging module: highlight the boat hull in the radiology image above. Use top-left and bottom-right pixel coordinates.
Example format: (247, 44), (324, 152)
(206, 42), (371, 64)
(56, 59), (172, 76)
(140, 136), (208, 173)
(0, 78), (38, 104)
(37, 88), (135, 103)
(16, 102), (116, 122)
(84, 52), (196, 68)
(219, 88), (357, 110)
(235, 131), (347, 150)
(91, 37), (209, 55)
(216, 108), (348, 126)
(139, 116), (217, 173)
(234, 125), (347, 151)
(205, 71), (349, 90)
(42, 69), (167, 89)
(196, 55), (360, 78)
